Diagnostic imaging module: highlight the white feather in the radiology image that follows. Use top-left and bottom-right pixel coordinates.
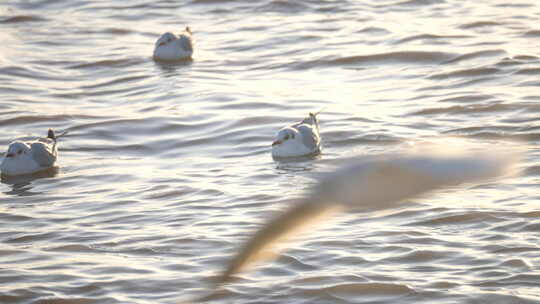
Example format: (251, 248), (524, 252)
(153, 28), (193, 61)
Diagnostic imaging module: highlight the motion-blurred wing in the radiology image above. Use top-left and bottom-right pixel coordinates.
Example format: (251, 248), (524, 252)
(215, 148), (518, 286)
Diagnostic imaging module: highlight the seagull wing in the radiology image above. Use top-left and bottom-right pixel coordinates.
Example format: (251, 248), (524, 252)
(31, 141), (57, 167)
(297, 125), (320, 151)
(216, 198), (342, 285)
(179, 35), (193, 52)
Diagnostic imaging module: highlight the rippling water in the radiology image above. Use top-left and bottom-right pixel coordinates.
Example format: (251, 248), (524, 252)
(1, 0), (539, 303)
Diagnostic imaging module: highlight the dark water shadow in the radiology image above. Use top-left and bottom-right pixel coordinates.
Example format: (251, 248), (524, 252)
(273, 153), (322, 173)
(1, 167), (59, 196)
(153, 58), (193, 77)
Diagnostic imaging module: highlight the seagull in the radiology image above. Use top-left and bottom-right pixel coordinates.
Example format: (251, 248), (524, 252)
(209, 145), (519, 291)
(271, 110), (322, 158)
(1, 129), (64, 176)
(153, 27), (194, 61)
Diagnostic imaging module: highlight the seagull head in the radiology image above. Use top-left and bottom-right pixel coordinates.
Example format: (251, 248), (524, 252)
(155, 32), (177, 48)
(4, 142), (30, 159)
(272, 128), (297, 146)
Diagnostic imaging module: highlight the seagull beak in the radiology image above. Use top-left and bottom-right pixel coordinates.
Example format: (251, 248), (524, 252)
(272, 140), (282, 146)
(5, 153), (14, 158)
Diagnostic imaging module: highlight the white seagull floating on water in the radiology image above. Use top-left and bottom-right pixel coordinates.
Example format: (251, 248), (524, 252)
(272, 110), (322, 158)
(1, 129), (64, 176)
(153, 27), (194, 61)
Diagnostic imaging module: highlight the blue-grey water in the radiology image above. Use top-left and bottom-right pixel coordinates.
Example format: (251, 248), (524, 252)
(1, 0), (539, 303)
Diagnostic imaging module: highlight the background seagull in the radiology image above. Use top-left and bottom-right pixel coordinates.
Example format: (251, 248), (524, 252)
(207, 145), (519, 294)
(271, 110), (322, 158)
(1, 129), (64, 176)
(153, 27), (193, 61)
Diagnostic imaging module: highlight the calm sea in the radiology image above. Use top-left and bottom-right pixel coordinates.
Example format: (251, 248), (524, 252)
(1, 0), (539, 303)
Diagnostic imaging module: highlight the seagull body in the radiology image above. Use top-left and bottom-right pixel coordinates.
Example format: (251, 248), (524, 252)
(272, 112), (321, 158)
(153, 27), (193, 61)
(1, 129), (59, 176)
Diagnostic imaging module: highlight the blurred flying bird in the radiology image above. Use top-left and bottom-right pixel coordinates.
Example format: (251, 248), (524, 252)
(215, 145), (519, 288)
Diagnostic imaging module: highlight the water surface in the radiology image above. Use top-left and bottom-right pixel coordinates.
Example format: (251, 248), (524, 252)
(1, 0), (539, 303)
